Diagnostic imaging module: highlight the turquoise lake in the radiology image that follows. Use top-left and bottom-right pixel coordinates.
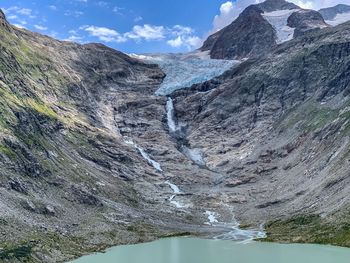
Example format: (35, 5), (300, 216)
(70, 237), (350, 263)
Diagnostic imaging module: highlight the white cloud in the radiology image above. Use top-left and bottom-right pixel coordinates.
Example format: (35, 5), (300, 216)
(16, 8), (32, 16)
(78, 23), (201, 50)
(49, 5), (57, 11)
(34, 25), (47, 31)
(82, 25), (127, 43)
(125, 24), (165, 41)
(113, 6), (125, 15)
(64, 10), (84, 17)
(64, 35), (83, 42)
(167, 25), (202, 49)
(134, 16), (143, 22)
(13, 24), (26, 29)
(212, 1), (237, 32)
(167, 36), (183, 47)
(3, 6), (36, 19)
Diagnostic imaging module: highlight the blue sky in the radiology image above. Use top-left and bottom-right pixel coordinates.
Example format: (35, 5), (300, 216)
(1, 0), (349, 54)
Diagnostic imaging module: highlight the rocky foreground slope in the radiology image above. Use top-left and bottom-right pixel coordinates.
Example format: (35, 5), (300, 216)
(2, 0), (350, 261)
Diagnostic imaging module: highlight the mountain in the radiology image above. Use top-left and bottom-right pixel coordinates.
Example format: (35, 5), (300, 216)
(2, 0), (350, 261)
(0, 10), (198, 262)
(201, 0), (328, 59)
(319, 4), (350, 26)
(175, 20), (350, 245)
(319, 4), (350, 20)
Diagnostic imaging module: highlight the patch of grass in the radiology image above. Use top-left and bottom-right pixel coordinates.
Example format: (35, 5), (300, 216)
(25, 99), (59, 120)
(0, 144), (16, 159)
(280, 101), (339, 131)
(264, 214), (350, 247)
(0, 244), (32, 261)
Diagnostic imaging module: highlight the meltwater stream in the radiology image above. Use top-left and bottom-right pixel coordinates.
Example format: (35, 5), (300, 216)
(71, 237), (350, 263)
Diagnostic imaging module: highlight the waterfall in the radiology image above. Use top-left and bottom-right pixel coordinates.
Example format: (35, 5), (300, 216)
(165, 181), (188, 208)
(166, 97), (178, 134)
(165, 181), (181, 194)
(125, 140), (162, 172)
(165, 97), (206, 167)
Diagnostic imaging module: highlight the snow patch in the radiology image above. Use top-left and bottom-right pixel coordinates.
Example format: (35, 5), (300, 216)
(326, 12), (350, 26)
(262, 9), (299, 44)
(125, 140), (162, 172)
(205, 211), (219, 225)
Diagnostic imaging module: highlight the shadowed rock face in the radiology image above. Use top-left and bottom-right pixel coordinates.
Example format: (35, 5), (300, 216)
(202, 5), (276, 59)
(288, 10), (328, 37)
(319, 4), (350, 20)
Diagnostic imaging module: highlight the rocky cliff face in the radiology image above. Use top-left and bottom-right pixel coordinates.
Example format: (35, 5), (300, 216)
(201, 5), (277, 59)
(201, 0), (329, 59)
(0, 11), (196, 263)
(174, 20), (350, 243)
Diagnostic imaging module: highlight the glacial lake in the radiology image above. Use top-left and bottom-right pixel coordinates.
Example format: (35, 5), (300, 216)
(70, 237), (350, 263)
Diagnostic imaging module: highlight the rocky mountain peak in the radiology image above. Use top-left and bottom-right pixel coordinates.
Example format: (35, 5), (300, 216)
(257, 0), (300, 12)
(200, 0), (331, 59)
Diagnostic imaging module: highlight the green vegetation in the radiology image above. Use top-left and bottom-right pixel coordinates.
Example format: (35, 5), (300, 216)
(0, 244), (33, 261)
(264, 214), (350, 247)
(280, 101), (339, 131)
(0, 144), (16, 159)
(25, 99), (59, 120)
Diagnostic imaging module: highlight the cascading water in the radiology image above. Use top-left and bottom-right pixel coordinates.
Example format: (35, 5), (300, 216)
(166, 97), (177, 134)
(204, 211), (266, 243)
(165, 181), (188, 208)
(125, 139), (162, 172)
(165, 97), (206, 166)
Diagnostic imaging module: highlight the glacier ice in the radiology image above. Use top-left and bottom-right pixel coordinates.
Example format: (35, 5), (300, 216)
(326, 12), (350, 26)
(130, 51), (239, 96)
(262, 9), (299, 44)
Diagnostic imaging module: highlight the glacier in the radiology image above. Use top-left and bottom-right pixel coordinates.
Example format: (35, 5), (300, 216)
(262, 9), (299, 44)
(326, 12), (350, 26)
(130, 51), (239, 96)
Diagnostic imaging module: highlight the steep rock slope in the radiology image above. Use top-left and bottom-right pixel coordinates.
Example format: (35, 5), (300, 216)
(173, 21), (350, 244)
(201, 0), (328, 59)
(0, 11), (208, 263)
